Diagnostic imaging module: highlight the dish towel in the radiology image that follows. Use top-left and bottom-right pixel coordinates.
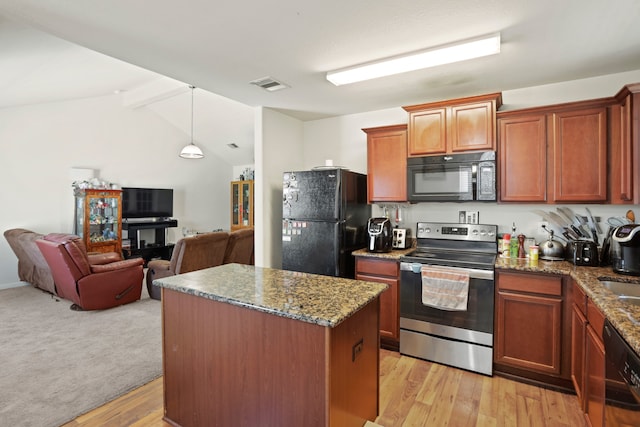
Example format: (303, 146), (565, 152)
(421, 265), (470, 311)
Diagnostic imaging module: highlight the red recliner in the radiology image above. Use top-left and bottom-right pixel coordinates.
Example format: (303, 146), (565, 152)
(36, 233), (144, 310)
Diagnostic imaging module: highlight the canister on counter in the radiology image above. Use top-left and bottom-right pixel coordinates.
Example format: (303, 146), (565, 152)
(502, 233), (511, 257)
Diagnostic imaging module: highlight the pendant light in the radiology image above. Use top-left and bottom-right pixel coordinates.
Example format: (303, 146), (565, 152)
(179, 85), (204, 159)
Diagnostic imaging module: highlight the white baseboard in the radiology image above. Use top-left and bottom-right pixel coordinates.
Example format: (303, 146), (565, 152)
(0, 282), (29, 290)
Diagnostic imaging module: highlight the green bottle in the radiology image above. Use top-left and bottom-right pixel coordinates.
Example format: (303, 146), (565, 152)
(510, 223), (519, 258)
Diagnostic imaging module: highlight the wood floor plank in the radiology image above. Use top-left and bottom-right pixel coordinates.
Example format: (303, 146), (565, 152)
(63, 350), (587, 427)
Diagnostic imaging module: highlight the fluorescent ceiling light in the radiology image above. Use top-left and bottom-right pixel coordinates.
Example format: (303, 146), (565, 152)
(326, 33), (501, 86)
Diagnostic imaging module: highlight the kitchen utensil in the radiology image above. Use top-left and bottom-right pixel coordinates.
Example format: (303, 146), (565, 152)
(600, 226), (614, 266)
(574, 214), (593, 241)
(585, 208), (599, 246)
(608, 217), (628, 227)
(585, 207), (602, 234)
(539, 228), (565, 259)
(627, 209), (636, 223)
(556, 208), (575, 227)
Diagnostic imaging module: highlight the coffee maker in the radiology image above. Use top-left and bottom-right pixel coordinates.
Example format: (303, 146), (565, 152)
(612, 224), (640, 276)
(367, 217), (392, 253)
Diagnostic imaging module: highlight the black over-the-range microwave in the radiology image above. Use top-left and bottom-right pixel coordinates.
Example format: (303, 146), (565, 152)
(406, 151), (497, 202)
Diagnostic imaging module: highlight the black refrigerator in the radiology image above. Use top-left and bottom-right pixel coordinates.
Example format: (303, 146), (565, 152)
(282, 168), (371, 278)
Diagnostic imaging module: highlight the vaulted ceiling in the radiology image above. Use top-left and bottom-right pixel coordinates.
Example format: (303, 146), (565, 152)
(1, 0), (640, 165)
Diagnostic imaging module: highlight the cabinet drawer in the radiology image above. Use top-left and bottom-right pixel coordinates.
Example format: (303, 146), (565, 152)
(572, 280), (588, 316)
(498, 271), (562, 296)
(587, 299), (605, 339)
(355, 258), (398, 277)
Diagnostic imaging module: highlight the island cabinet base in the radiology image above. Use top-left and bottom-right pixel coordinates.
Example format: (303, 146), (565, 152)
(161, 288), (380, 427)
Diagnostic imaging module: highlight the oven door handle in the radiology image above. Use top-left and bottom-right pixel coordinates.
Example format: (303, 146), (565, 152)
(400, 262), (494, 281)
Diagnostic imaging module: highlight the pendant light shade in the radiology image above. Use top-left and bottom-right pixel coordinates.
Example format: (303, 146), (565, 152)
(179, 85), (204, 159)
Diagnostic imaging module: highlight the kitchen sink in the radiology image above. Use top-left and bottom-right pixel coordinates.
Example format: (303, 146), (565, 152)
(599, 280), (640, 306)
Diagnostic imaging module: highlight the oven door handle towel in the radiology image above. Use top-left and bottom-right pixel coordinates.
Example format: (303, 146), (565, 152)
(420, 266), (470, 311)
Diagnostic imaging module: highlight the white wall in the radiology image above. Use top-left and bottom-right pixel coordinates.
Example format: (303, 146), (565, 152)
(255, 107), (304, 268)
(0, 94), (232, 285)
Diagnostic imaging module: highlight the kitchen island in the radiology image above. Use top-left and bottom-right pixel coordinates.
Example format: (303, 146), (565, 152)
(154, 263), (387, 427)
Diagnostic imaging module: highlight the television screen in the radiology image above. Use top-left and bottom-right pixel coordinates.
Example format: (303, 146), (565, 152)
(122, 187), (173, 219)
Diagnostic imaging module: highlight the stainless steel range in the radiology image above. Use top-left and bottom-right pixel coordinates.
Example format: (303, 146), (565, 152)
(400, 222), (498, 376)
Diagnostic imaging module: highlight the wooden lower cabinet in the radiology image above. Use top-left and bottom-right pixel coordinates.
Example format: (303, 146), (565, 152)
(570, 279), (606, 427)
(494, 270), (572, 390)
(585, 299), (606, 427)
(571, 283), (588, 410)
(355, 257), (399, 350)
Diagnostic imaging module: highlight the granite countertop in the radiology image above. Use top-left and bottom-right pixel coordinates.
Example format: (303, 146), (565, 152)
(496, 257), (640, 356)
(153, 263), (388, 328)
(352, 245), (415, 260)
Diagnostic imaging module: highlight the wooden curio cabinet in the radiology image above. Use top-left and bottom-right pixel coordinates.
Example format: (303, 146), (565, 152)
(74, 189), (122, 254)
(230, 180), (254, 231)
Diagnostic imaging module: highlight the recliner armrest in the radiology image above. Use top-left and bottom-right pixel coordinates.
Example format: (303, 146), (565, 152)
(88, 252), (122, 265)
(90, 258), (144, 273)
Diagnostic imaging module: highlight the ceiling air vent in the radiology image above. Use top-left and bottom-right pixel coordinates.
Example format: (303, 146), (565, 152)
(249, 76), (289, 92)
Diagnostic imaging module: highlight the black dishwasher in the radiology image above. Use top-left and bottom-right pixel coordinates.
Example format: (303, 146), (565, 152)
(603, 319), (640, 426)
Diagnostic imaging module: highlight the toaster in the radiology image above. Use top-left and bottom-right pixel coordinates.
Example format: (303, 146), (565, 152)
(392, 228), (412, 249)
(565, 240), (599, 266)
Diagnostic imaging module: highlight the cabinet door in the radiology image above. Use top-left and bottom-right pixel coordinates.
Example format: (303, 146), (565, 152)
(495, 290), (563, 375)
(364, 125), (407, 202)
(550, 107), (607, 202)
(571, 303), (587, 410)
(407, 108), (447, 156)
(355, 258), (399, 346)
(450, 101), (496, 152)
(356, 273), (398, 342)
(498, 114), (547, 202)
(585, 324), (605, 427)
(610, 95), (634, 204)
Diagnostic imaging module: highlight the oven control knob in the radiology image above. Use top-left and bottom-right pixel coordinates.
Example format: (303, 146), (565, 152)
(472, 229), (479, 236)
(479, 229), (486, 236)
(424, 227), (431, 234)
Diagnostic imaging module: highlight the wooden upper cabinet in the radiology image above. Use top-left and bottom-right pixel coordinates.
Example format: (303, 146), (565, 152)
(498, 114), (547, 202)
(406, 108), (446, 155)
(450, 101), (497, 152)
(550, 107), (607, 202)
(403, 92), (502, 156)
(611, 83), (640, 204)
(498, 98), (614, 204)
(363, 124), (407, 203)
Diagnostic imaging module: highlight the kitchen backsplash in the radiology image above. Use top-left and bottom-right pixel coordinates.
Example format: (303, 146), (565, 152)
(372, 202), (640, 246)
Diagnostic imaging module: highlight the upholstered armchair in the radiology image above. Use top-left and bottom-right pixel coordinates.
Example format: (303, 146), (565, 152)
(4, 228), (56, 294)
(223, 228), (255, 265)
(36, 233), (144, 310)
(146, 231), (230, 300)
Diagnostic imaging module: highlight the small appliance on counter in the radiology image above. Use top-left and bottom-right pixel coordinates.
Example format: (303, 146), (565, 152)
(565, 239), (599, 266)
(367, 217), (392, 252)
(612, 224), (640, 275)
(392, 228), (412, 249)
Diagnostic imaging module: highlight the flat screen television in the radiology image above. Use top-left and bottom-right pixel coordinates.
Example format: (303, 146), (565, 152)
(122, 187), (173, 219)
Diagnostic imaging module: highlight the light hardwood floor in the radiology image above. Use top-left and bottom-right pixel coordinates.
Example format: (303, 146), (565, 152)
(62, 349), (587, 427)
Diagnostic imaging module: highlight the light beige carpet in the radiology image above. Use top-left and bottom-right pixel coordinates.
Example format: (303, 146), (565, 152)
(0, 283), (162, 427)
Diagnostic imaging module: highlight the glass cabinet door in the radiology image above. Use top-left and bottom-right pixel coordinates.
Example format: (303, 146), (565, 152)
(242, 182), (251, 226)
(230, 180), (253, 231)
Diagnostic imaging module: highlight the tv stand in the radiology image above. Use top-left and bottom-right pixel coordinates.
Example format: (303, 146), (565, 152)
(122, 219), (178, 265)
